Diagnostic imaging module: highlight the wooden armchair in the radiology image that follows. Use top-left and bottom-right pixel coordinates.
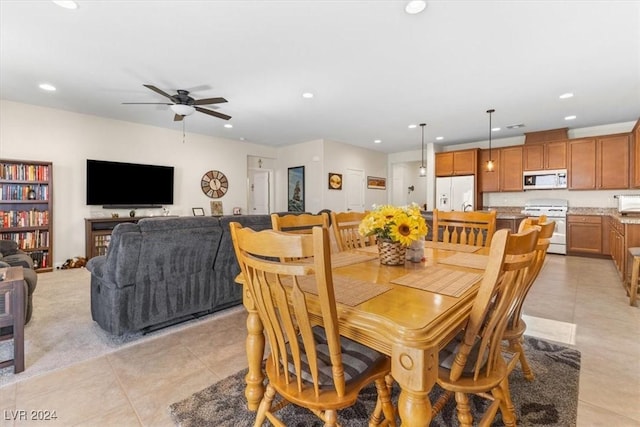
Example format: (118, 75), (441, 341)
(270, 212), (329, 234)
(330, 211), (375, 251)
(432, 228), (539, 427)
(503, 216), (556, 380)
(229, 223), (396, 427)
(431, 209), (497, 247)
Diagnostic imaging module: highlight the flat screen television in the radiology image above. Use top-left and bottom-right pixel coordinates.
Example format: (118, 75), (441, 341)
(86, 159), (174, 208)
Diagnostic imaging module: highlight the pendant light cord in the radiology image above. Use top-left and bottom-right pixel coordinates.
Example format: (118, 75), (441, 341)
(487, 109), (495, 158)
(420, 123), (425, 166)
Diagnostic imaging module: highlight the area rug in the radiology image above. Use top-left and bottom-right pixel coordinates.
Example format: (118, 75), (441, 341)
(169, 336), (580, 426)
(0, 268), (243, 386)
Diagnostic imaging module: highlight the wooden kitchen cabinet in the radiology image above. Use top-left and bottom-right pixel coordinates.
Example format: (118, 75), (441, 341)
(567, 215), (602, 255)
(435, 149), (477, 177)
(568, 134), (630, 190)
(632, 119), (640, 188)
(523, 140), (567, 171)
(479, 148), (500, 192)
(499, 146), (523, 192)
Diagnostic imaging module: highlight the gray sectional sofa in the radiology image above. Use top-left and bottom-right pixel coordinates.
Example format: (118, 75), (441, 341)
(86, 214), (272, 335)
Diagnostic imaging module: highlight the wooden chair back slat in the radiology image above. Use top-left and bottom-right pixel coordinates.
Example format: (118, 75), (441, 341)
(432, 209), (497, 247)
(330, 211), (375, 251)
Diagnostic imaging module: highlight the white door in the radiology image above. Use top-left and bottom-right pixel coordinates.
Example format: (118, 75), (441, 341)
(248, 169), (270, 214)
(392, 164), (407, 206)
(345, 168), (365, 212)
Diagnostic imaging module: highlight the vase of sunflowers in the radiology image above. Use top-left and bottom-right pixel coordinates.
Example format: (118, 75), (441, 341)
(358, 204), (428, 266)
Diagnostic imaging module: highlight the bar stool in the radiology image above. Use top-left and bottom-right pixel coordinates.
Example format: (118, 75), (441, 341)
(627, 248), (640, 306)
(0, 267), (25, 373)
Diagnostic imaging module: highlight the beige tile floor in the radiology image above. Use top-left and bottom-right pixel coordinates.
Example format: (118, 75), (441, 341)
(0, 254), (638, 426)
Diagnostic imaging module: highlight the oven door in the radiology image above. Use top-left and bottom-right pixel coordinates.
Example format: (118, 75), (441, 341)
(546, 216), (566, 254)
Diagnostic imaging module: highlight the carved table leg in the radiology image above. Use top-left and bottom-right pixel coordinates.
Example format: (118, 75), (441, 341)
(243, 288), (265, 411)
(392, 343), (437, 426)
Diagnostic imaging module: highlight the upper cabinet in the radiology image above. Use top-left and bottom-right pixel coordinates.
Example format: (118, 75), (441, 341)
(499, 146), (524, 192)
(523, 140), (567, 171)
(568, 133), (630, 190)
(435, 149), (478, 177)
(479, 147), (523, 192)
(632, 119), (640, 188)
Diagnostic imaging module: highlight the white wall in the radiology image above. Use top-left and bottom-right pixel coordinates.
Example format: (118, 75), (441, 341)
(0, 100), (276, 266)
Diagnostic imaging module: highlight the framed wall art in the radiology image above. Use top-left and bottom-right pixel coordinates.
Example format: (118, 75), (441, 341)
(328, 173), (342, 190)
(287, 166), (305, 212)
(367, 176), (387, 190)
(192, 207), (205, 216)
(210, 201), (223, 216)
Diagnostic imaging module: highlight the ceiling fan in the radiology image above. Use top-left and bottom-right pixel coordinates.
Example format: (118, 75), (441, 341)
(123, 84), (231, 121)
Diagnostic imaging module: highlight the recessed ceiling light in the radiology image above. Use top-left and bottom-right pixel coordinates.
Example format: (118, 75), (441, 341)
(52, 1), (78, 9)
(405, 1), (427, 14)
(565, 115), (577, 120)
(506, 123), (525, 129)
(491, 127), (501, 132)
(302, 92), (314, 99)
(408, 124), (417, 129)
(224, 124), (233, 128)
(39, 83), (56, 91)
(559, 93), (574, 99)
(436, 136), (444, 141)
(374, 139), (382, 144)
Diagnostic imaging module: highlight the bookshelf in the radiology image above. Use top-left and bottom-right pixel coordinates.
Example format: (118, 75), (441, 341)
(0, 159), (53, 272)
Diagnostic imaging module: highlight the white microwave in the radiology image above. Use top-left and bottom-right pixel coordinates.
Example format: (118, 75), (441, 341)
(523, 169), (568, 190)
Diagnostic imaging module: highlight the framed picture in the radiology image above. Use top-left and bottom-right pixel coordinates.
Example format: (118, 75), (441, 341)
(287, 166), (305, 212)
(233, 207), (242, 215)
(192, 207), (205, 216)
(367, 176), (386, 190)
(328, 173), (342, 190)
(210, 201), (223, 216)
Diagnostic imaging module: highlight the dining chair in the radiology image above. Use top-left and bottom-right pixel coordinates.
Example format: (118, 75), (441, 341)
(330, 211), (375, 251)
(270, 212), (330, 234)
(502, 216), (555, 380)
(431, 227), (539, 427)
(431, 209), (497, 247)
(229, 223), (396, 427)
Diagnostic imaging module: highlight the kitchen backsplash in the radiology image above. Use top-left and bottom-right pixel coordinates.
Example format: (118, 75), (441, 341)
(484, 188), (640, 209)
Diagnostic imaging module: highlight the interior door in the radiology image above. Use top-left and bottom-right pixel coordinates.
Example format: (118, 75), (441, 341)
(345, 168), (365, 212)
(248, 169), (270, 214)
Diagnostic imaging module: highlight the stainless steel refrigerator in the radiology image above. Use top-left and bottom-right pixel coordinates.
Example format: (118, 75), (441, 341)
(435, 175), (475, 211)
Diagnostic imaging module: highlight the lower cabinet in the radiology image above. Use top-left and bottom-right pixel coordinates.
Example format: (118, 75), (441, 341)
(567, 215), (602, 255)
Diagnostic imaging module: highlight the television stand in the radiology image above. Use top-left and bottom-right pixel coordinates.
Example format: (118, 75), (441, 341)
(84, 217), (145, 259)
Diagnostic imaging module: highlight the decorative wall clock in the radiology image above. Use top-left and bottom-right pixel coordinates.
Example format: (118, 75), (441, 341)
(201, 170), (229, 198)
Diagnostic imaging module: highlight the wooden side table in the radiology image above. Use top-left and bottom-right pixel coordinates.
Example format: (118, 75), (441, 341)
(0, 266), (25, 373)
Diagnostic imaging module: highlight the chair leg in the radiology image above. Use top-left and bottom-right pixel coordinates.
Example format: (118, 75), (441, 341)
(369, 377), (396, 427)
(322, 409), (338, 427)
(492, 383), (516, 427)
(509, 337), (534, 381)
(630, 257), (640, 307)
(253, 384), (276, 427)
(454, 392), (473, 427)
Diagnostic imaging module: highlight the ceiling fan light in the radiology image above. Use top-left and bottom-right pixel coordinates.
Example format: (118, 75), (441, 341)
(170, 104), (195, 116)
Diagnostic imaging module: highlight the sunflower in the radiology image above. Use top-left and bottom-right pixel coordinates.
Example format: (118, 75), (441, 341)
(359, 203), (428, 246)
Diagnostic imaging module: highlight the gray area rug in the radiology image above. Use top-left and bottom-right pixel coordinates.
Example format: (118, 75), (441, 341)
(0, 268), (242, 386)
(169, 336), (580, 426)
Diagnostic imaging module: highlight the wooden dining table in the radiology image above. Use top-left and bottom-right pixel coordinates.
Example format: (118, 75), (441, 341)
(236, 241), (489, 426)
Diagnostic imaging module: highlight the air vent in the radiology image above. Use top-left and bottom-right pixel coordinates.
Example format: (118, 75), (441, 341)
(506, 123), (526, 129)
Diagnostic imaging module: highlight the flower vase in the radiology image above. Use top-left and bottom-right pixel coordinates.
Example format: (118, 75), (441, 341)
(377, 239), (407, 266)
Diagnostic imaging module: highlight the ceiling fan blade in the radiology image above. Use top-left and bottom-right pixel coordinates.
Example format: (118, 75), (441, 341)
(122, 102), (173, 105)
(193, 97), (228, 106)
(143, 84), (174, 99)
(174, 114), (185, 122)
(195, 106), (231, 121)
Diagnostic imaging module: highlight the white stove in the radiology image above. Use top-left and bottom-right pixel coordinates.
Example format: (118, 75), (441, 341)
(522, 198), (568, 255)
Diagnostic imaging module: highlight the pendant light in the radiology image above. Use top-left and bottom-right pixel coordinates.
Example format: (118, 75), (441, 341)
(486, 109), (495, 172)
(419, 123), (427, 177)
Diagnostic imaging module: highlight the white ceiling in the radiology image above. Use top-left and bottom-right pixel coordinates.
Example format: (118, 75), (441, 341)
(1, 1), (639, 154)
